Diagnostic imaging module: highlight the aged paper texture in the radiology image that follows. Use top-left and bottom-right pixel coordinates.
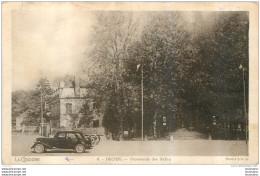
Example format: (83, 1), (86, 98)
(2, 2), (258, 164)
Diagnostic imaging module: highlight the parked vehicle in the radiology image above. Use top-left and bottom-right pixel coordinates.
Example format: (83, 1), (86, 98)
(84, 134), (101, 146)
(31, 131), (92, 153)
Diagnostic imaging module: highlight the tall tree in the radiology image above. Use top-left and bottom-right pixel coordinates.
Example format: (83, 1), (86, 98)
(85, 12), (139, 139)
(83, 11), (249, 139)
(12, 78), (53, 126)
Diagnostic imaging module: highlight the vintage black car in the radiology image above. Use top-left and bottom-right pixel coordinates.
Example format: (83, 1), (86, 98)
(31, 131), (92, 153)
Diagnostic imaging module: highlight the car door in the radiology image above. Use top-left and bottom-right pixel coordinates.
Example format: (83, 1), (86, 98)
(55, 132), (67, 149)
(65, 133), (78, 149)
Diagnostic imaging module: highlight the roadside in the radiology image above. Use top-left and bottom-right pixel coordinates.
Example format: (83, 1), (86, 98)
(12, 132), (248, 156)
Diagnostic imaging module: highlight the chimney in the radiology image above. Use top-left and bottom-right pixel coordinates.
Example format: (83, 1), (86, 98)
(59, 81), (65, 88)
(74, 76), (80, 97)
(59, 81), (65, 97)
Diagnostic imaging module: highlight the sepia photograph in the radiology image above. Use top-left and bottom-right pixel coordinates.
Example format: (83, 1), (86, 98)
(2, 2), (258, 164)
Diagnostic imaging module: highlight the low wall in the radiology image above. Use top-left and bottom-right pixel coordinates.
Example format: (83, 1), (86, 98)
(75, 127), (105, 135)
(51, 127), (105, 135)
(16, 126), (38, 133)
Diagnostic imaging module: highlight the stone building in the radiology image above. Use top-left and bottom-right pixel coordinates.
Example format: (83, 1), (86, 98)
(49, 81), (89, 131)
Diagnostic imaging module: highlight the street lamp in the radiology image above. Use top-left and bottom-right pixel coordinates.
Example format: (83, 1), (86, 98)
(239, 64), (248, 144)
(137, 63), (144, 141)
(39, 83), (48, 136)
(39, 85), (44, 136)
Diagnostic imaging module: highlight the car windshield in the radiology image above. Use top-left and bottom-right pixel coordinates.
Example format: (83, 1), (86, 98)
(67, 133), (76, 139)
(75, 133), (84, 140)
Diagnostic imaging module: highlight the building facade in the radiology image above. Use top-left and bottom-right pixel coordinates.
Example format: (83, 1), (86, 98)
(49, 81), (89, 132)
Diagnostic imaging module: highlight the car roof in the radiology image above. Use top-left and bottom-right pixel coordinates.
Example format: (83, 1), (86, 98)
(57, 131), (82, 133)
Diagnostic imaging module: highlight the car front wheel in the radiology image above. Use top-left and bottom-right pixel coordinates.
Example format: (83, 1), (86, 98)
(75, 144), (85, 153)
(34, 144), (45, 153)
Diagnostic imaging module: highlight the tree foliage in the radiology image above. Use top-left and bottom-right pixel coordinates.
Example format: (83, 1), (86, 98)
(83, 11), (249, 138)
(12, 78), (53, 126)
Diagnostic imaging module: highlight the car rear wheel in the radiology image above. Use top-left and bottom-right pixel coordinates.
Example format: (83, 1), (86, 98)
(34, 144), (45, 153)
(75, 144), (85, 153)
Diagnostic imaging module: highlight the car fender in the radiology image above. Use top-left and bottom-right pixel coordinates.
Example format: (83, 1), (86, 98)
(83, 137), (92, 145)
(74, 141), (88, 149)
(31, 141), (52, 149)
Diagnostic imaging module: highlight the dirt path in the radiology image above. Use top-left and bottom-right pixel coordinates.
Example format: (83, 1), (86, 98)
(170, 128), (206, 140)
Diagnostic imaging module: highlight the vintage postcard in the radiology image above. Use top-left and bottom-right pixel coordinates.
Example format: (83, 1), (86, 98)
(2, 2), (258, 164)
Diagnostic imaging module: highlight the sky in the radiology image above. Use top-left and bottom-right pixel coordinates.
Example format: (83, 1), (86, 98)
(12, 9), (93, 91)
(11, 10), (217, 92)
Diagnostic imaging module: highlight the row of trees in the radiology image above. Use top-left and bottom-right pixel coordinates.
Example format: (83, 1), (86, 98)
(12, 12), (249, 139)
(12, 78), (53, 126)
(85, 11), (249, 139)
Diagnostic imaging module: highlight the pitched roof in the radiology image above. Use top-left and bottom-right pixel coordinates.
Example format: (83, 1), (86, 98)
(60, 88), (75, 98)
(17, 110), (29, 119)
(59, 88), (87, 98)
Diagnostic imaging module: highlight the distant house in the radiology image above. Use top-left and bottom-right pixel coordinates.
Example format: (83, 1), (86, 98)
(16, 110), (28, 131)
(49, 80), (91, 131)
(12, 118), (16, 129)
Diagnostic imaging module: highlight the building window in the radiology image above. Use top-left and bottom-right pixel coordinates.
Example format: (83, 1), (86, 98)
(93, 119), (99, 128)
(66, 103), (72, 115)
(93, 102), (97, 109)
